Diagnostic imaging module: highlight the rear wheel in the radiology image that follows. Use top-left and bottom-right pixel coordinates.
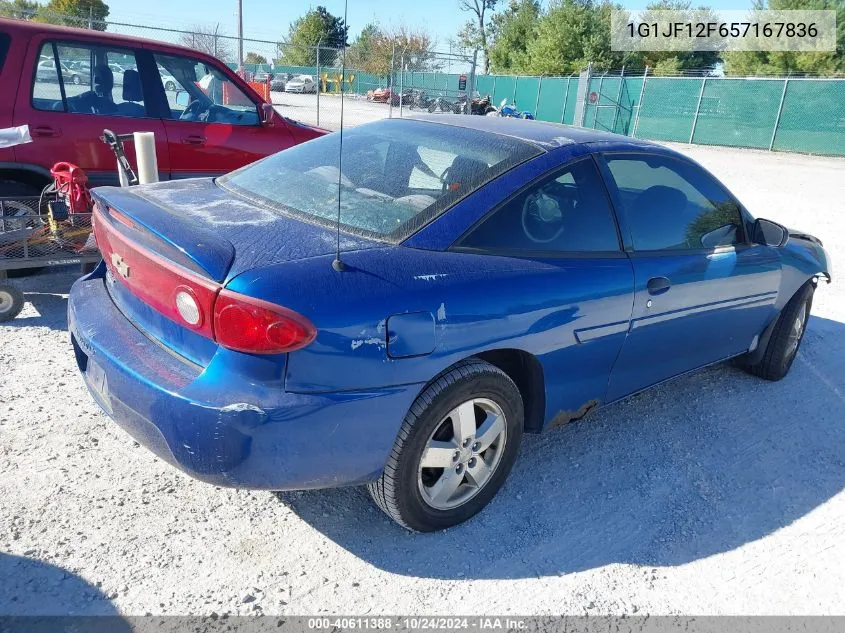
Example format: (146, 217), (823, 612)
(368, 358), (523, 531)
(745, 281), (814, 381)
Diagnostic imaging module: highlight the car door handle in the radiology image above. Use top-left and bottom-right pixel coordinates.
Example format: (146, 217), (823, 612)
(647, 276), (672, 295)
(31, 125), (61, 138)
(181, 135), (206, 145)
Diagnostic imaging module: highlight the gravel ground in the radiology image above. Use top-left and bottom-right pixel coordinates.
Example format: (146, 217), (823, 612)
(1, 144), (844, 617)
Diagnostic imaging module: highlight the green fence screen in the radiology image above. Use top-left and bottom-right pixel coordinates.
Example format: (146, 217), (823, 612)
(525, 73), (845, 156)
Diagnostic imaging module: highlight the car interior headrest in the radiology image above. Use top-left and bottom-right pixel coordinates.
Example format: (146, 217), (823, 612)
(443, 156), (488, 192)
(122, 69), (143, 102)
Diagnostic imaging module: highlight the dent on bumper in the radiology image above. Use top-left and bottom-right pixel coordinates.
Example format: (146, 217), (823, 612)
(68, 273), (422, 490)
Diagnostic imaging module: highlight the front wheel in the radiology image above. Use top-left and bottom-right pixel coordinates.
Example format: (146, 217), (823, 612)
(368, 358), (523, 531)
(745, 281), (814, 381)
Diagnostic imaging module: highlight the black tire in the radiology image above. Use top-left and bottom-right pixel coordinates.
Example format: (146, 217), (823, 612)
(165, 81), (176, 91)
(368, 358), (524, 532)
(72, 74), (81, 85)
(0, 283), (24, 322)
(427, 102), (437, 113)
(745, 281), (814, 381)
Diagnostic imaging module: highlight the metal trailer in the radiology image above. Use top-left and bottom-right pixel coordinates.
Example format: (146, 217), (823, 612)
(0, 196), (100, 322)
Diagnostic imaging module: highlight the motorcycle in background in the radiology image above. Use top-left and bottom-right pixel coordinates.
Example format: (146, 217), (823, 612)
(487, 98), (535, 119)
(427, 95), (458, 113)
(455, 93), (496, 115)
(408, 90), (435, 111)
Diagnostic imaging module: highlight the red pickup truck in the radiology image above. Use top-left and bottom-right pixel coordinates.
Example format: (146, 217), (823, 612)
(0, 18), (324, 196)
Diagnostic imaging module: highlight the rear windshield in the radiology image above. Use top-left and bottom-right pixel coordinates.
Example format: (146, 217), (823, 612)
(218, 118), (541, 242)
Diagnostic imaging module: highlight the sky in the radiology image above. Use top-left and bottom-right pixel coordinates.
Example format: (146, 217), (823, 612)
(106, 0), (756, 51)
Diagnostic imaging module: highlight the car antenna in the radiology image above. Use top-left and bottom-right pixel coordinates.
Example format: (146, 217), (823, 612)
(331, 0), (349, 273)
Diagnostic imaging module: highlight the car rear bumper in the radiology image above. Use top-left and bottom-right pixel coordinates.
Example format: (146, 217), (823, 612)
(67, 268), (422, 490)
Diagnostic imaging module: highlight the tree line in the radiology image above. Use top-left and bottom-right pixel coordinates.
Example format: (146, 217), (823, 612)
(272, 0), (843, 78)
(465, 0), (845, 76)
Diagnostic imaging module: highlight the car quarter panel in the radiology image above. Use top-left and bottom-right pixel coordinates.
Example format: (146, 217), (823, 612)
(226, 247), (635, 429)
(68, 269), (422, 489)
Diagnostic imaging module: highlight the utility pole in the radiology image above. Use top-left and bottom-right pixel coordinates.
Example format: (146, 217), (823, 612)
(237, 0), (244, 70)
(88, 6), (93, 29)
(214, 23), (219, 59)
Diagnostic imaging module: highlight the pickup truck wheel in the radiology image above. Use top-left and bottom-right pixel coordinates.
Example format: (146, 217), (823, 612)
(0, 283), (24, 322)
(746, 281), (814, 381)
(368, 358), (523, 531)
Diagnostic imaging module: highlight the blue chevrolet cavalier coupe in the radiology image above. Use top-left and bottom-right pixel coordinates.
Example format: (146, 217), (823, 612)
(68, 115), (831, 531)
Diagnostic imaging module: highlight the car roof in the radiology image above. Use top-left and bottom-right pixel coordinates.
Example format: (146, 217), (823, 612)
(407, 113), (670, 153)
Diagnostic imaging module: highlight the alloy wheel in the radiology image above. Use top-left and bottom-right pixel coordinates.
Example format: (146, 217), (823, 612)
(417, 397), (507, 511)
(786, 301), (807, 359)
(0, 290), (13, 314)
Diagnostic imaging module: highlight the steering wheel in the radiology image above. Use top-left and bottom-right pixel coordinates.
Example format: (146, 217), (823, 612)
(179, 99), (203, 121)
(521, 191), (566, 244)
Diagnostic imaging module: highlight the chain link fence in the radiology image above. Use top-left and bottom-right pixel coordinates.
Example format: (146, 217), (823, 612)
(4, 13), (844, 155)
(41, 16), (480, 130)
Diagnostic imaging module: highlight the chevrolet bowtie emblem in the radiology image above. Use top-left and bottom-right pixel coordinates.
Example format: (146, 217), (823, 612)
(110, 252), (131, 279)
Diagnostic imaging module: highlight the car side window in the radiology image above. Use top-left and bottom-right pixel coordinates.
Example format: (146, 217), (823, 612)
(154, 53), (259, 126)
(457, 158), (621, 253)
(31, 42), (147, 118)
(603, 154), (744, 251)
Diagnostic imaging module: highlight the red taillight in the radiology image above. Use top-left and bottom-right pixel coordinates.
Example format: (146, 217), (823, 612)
(94, 206), (316, 355)
(213, 290), (316, 354)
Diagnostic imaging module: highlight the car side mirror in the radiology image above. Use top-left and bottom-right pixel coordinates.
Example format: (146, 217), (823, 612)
(260, 103), (275, 126)
(699, 224), (737, 249)
(174, 90), (190, 108)
(753, 218), (788, 247)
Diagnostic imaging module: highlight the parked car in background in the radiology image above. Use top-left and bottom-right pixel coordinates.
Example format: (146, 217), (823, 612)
(36, 57), (85, 85)
(108, 62), (126, 85)
(366, 86), (413, 106)
(270, 73), (291, 91)
(68, 59), (91, 74)
(68, 116), (830, 532)
(0, 18), (325, 197)
(285, 74), (317, 93)
(157, 66), (178, 91)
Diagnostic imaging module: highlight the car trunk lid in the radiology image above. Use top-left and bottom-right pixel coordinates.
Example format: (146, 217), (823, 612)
(90, 179), (377, 365)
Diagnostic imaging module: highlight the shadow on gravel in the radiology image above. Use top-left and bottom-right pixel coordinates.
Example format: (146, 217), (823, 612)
(0, 553), (130, 624)
(0, 267), (81, 331)
(278, 314), (845, 580)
